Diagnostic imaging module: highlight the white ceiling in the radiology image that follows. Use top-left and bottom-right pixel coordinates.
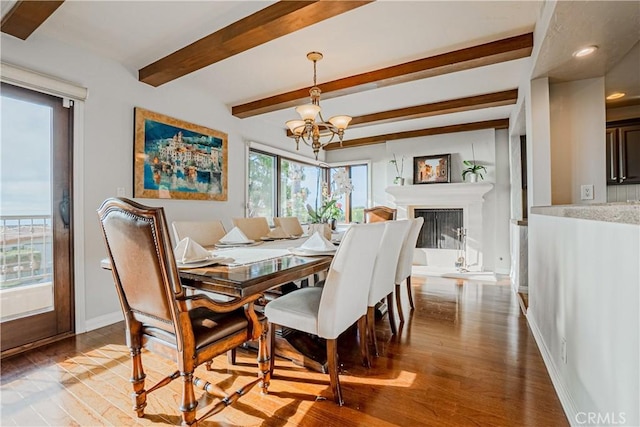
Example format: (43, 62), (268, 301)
(7, 0), (639, 143)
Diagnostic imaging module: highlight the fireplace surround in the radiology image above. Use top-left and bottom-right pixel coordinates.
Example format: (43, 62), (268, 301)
(386, 183), (493, 270)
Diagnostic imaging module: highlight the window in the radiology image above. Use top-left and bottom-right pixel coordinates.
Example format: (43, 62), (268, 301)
(247, 151), (276, 218)
(350, 164), (368, 223)
(280, 158), (321, 223)
(330, 164), (368, 223)
(248, 148), (367, 223)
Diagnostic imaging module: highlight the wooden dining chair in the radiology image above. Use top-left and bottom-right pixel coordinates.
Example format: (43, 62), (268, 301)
(395, 217), (424, 323)
(273, 216), (304, 237)
(364, 206), (397, 223)
(171, 220), (226, 247)
(264, 222), (385, 405)
(367, 220), (411, 356)
(232, 217), (270, 241)
(97, 198), (270, 426)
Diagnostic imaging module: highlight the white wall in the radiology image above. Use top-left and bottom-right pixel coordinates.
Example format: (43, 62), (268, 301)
(1, 33), (314, 329)
(526, 77), (552, 208)
(550, 78), (606, 204)
(493, 129), (511, 273)
(326, 128), (512, 273)
(528, 213), (639, 426)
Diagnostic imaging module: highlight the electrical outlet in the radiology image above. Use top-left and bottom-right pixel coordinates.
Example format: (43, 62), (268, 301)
(561, 338), (567, 364)
(116, 187), (126, 197)
(580, 184), (594, 200)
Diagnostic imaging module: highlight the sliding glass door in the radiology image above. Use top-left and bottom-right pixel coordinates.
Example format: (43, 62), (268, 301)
(0, 83), (74, 355)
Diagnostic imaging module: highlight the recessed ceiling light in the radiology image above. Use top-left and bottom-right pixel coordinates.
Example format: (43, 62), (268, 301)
(573, 45), (598, 58)
(606, 92), (626, 100)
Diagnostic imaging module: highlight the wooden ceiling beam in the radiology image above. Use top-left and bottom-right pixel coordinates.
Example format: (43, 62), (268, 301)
(139, 1), (373, 87)
(323, 119), (509, 151)
(233, 33), (532, 118)
(286, 89), (517, 136)
(1, 0), (64, 40)
(349, 89), (518, 128)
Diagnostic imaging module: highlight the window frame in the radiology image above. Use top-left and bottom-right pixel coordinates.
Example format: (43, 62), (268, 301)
(246, 142), (369, 223)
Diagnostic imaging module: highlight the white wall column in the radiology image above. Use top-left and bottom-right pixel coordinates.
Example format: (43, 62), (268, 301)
(526, 77), (552, 209)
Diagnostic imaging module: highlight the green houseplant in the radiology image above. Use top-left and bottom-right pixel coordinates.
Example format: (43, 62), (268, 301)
(462, 160), (487, 182)
(462, 144), (487, 182)
(306, 169), (352, 228)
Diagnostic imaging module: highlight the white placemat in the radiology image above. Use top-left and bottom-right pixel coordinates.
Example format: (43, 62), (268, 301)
(211, 247), (291, 267)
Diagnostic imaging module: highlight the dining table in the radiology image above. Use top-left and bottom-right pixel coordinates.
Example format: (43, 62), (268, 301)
(186, 238), (337, 372)
(102, 236), (336, 372)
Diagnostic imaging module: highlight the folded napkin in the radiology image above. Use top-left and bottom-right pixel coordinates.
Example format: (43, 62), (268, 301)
(299, 231), (336, 252)
(266, 226), (289, 239)
(174, 237), (210, 263)
(219, 226), (253, 244)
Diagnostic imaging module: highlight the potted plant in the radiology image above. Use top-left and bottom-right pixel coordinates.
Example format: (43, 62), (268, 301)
(390, 154), (405, 185)
(306, 169), (352, 229)
(462, 144), (487, 182)
(462, 161), (487, 182)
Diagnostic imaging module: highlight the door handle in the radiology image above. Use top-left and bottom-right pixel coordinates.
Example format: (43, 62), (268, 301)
(59, 189), (70, 229)
(610, 140), (617, 181)
(619, 140), (626, 183)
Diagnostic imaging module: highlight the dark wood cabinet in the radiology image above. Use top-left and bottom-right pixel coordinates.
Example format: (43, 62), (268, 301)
(606, 120), (640, 185)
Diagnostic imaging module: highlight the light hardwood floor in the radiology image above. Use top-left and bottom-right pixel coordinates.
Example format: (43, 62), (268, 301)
(1, 276), (568, 426)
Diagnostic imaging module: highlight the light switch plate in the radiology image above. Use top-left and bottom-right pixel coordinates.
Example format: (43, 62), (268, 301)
(116, 187), (126, 197)
(580, 185), (594, 200)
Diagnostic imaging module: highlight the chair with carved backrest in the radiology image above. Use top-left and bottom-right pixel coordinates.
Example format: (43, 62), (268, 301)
(97, 198), (270, 426)
(171, 218), (239, 365)
(364, 206), (397, 223)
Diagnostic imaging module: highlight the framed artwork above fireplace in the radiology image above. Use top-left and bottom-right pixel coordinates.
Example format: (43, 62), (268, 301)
(413, 154), (451, 184)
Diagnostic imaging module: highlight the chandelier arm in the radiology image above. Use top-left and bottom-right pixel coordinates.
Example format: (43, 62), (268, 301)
(298, 134), (314, 148)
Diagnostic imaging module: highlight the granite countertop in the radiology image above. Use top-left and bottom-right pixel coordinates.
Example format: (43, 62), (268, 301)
(531, 202), (639, 225)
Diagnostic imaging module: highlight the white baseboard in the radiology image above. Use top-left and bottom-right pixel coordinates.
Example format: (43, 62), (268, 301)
(84, 311), (123, 332)
(527, 311), (576, 426)
(495, 267), (510, 275)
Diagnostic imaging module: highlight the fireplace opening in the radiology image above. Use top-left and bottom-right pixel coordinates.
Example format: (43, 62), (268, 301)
(414, 208), (463, 249)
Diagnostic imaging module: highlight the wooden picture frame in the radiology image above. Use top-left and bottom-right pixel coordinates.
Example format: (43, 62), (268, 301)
(413, 154), (451, 184)
(134, 107), (228, 201)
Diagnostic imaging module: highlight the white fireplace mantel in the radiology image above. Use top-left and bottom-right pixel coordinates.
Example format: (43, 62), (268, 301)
(385, 182), (493, 205)
(385, 182), (494, 271)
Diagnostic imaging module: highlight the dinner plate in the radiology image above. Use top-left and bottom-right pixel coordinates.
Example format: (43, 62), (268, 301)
(176, 257), (223, 269)
(215, 241), (261, 248)
(288, 247), (336, 256)
(260, 236), (298, 241)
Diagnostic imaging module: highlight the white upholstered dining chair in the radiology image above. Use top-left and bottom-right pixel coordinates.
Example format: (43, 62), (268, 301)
(232, 217), (270, 241)
(273, 216), (304, 237)
(395, 217), (424, 323)
(367, 220), (411, 356)
(171, 220), (226, 247)
(264, 222), (386, 405)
